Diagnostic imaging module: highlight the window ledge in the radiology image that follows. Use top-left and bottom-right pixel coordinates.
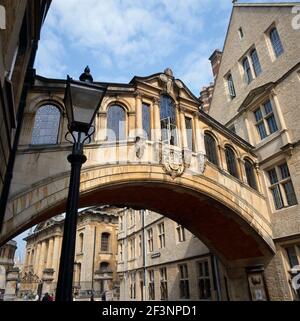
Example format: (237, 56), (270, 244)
(272, 204), (298, 214)
(254, 130), (283, 151)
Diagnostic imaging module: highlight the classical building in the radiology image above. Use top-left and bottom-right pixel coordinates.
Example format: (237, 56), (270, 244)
(21, 206), (119, 300)
(0, 0), (51, 228)
(117, 208), (228, 301)
(0, 240), (18, 300)
(209, 2), (300, 300)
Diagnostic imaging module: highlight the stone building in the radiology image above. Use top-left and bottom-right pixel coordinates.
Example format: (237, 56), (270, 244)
(117, 208), (228, 301)
(21, 206), (119, 300)
(0, 240), (18, 300)
(0, 0), (51, 227)
(209, 2), (300, 300)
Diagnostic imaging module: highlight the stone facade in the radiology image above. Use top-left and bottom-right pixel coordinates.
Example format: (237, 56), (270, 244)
(209, 3), (300, 300)
(0, 240), (17, 300)
(117, 208), (229, 301)
(21, 206), (119, 300)
(0, 0), (51, 220)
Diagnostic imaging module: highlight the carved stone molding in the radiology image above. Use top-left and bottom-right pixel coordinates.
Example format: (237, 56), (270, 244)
(135, 136), (146, 159)
(160, 145), (185, 179)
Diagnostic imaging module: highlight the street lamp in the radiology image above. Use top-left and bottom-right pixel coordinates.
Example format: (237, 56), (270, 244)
(55, 66), (107, 301)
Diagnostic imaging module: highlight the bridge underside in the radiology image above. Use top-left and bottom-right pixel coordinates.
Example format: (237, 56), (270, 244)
(3, 180), (274, 265)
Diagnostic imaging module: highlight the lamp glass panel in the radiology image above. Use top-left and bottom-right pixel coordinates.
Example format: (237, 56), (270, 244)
(70, 83), (105, 125)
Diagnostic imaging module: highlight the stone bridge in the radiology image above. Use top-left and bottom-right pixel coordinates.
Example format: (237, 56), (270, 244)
(0, 69), (275, 272)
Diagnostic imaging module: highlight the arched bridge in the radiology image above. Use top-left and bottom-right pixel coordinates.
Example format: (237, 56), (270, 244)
(0, 69), (275, 267)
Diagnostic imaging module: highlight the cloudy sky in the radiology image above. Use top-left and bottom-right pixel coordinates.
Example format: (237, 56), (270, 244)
(14, 0), (289, 260)
(34, 0), (286, 96)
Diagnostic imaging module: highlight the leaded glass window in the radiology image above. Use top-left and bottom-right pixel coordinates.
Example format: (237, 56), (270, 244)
(225, 146), (239, 179)
(227, 73), (236, 98)
(270, 27), (284, 58)
(107, 105), (126, 141)
(31, 105), (60, 145)
(204, 133), (219, 166)
(268, 162), (297, 210)
(242, 57), (253, 84)
(160, 95), (178, 145)
(244, 159), (257, 190)
(250, 49), (262, 76)
(142, 103), (151, 139)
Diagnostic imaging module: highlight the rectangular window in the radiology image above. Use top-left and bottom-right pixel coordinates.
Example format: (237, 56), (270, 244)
(185, 117), (194, 151)
(267, 162), (297, 210)
(286, 246), (299, 268)
(198, 260), (212, 300)
(148, 270), (155, 300)
(254, 100), (278, 140)
(128, 237), (135, 259)
(130, 272), (136, 299)
(142, 103), (151, 140)
(138, 234), (142, 257)
(160, 267), (168, 301)
(250, 49), (262, 77)
(270, 27), (284, 58)
(176, 224), (186, 242)
(147, 228), (153, 252)
(179, 264), (190, 299)
(227, 73), (236, 98)
(158, 223), (165, 249)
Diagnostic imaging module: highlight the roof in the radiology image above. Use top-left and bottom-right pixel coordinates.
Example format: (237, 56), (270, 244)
(234, 2), (300, 7)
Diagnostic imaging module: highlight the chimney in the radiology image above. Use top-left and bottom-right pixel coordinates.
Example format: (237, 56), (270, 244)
(209, 49), (222, 79)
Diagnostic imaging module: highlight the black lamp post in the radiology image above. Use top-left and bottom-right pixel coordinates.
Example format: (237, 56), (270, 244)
(55, 67), (107, 301)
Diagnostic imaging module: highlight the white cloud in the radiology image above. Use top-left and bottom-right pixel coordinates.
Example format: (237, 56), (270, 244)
(35, 29), (67, 78)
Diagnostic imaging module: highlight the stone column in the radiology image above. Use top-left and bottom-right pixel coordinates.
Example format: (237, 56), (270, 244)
(175, 105), (182, 148)
(179, 106), (187, 149)
(243, 114), (254, 146)
(194, 116), (205, 154)
(46, 238), (54, 269)
(38, 241), (46, 278)
(270, 89), (291, 145)
(135, 91), (143, 137)
(152, 97), (161, 141)
(42, 268), (54, 296)
(4, 268), (19, 301)
(218, 145), (227, 171)
(97, 112), (107, 141)
(34, 243), (41, 275)
(52, 236), (61, 279)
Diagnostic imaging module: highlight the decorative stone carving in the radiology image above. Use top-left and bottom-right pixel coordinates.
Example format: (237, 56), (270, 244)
(196, 152), (207, 174)
(182, 149), (192, 168)
(160, 145), (185, 179)
(159, 73), (173, 94)
(135, 136), (146, 159)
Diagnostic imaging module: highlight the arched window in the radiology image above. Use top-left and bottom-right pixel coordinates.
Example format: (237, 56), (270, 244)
(270, 27), (284, 57)
(160, 95), (178, 145)
(107, 105), (126, 141)
(225, 146), (239, 179)
(204, 133), (219, 166)
(244, 159), (257, 190)
(78, 233), (84, 253)
(101, 233), (110, 252)
(242, 57), (253, 84)
(100, 262), (110, 273)
(31, 105), (60, 145)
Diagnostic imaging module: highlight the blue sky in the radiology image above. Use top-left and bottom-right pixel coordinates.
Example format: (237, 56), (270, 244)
(14, 0), (293, 261)
(34, 0), (289, 96)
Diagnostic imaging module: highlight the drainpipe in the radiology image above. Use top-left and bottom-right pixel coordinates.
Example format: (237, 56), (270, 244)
(0, 40), (38, 232)
(142, 209), (147, 301)
(91, 225), (96, 294)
